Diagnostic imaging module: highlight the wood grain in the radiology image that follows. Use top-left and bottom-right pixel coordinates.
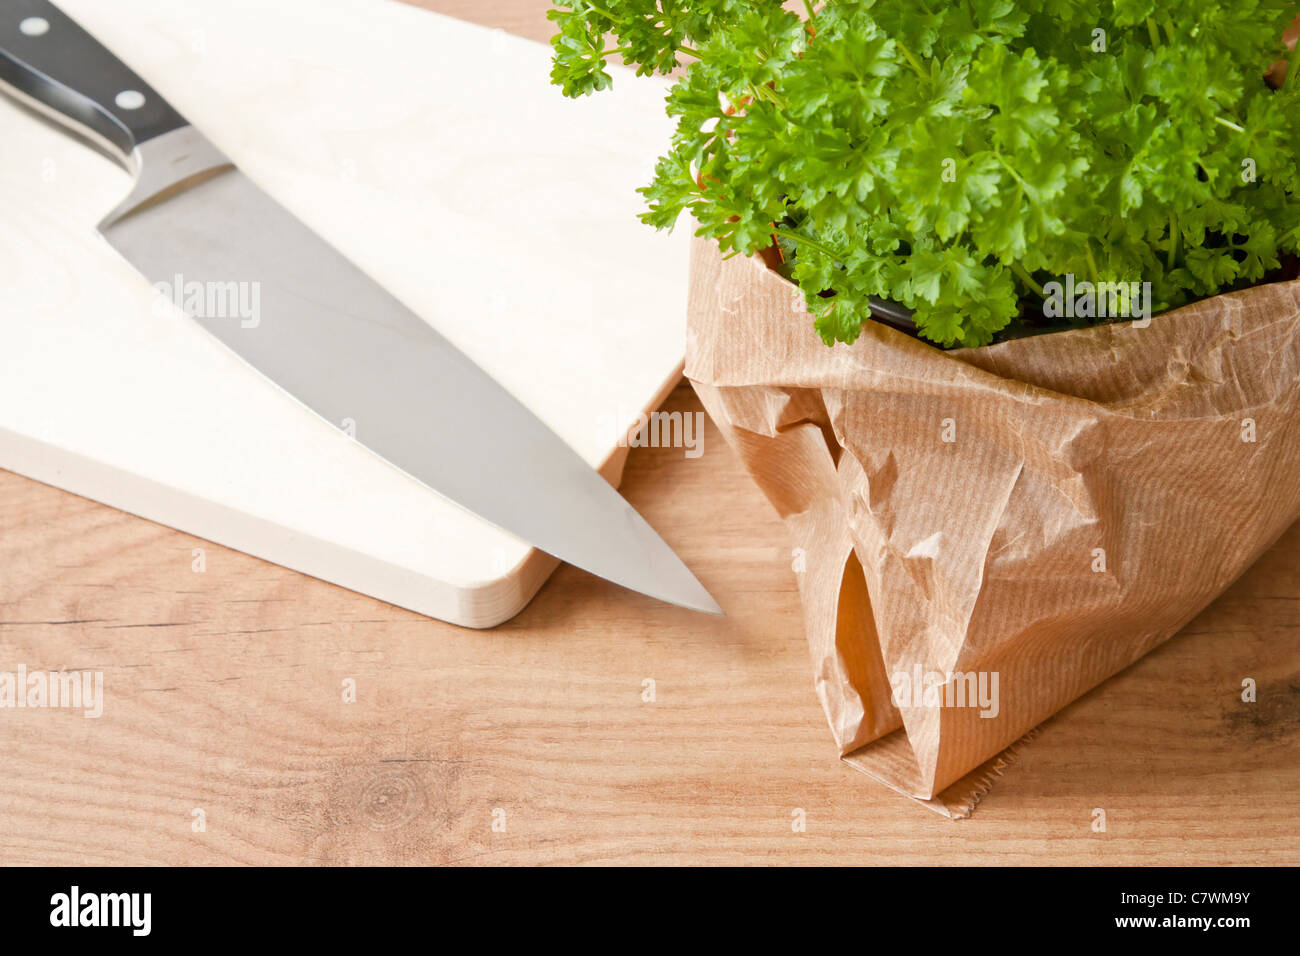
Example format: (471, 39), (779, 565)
(0, 0), (1297, 865)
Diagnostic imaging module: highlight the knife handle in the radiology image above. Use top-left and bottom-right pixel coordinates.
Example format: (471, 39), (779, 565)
(0, 0), (187, 162)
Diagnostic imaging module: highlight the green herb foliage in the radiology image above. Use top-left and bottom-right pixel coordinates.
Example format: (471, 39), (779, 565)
(549, 0), (1300, 347)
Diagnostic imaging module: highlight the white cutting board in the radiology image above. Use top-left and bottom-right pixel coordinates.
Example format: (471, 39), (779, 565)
(0, 0), (689, 627)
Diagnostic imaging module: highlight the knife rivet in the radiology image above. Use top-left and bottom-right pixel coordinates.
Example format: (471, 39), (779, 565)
(115, 89), (146, 110)
(18, 17), (50, 36)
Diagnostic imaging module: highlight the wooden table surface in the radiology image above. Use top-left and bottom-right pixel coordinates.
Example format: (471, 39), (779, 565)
(1, 0), (1297, 866)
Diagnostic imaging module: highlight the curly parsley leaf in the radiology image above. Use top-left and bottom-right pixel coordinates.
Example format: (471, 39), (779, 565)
(551, 0), (1300, 347)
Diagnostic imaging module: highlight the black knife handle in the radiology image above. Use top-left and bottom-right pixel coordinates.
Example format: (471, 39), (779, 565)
(0, 0), (187, 160)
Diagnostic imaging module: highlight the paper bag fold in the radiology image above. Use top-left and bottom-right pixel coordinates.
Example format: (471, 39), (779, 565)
(686, 235), (1300, 814)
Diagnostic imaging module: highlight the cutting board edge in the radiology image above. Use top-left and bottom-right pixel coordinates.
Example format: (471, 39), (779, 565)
(1, 357), (687, 626)
(0, 426), (561, 629)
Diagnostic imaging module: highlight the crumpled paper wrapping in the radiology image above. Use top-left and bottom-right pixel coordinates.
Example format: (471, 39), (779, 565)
(686, 235), (1300, 817)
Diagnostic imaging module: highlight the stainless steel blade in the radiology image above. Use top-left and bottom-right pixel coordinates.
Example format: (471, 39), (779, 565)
(99, 128), (720, 615)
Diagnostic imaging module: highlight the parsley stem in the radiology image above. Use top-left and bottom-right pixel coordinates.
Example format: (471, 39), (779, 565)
(893, 40), (928, 80)
(994, 153), (1024, 186)
(1167, 211), (1181, 270)
(747, 81), (788, 109)
(1288, 37), (1300, 87)
(676, 46), (701, 58)
(772, 228), (842, 261)
(1214, 116), (1246, 133)
(802, 1), (817, 21)
(1146, 18), (1161, 48)
(580, 1), (619, 23)
(1009, 262), (1045, 298)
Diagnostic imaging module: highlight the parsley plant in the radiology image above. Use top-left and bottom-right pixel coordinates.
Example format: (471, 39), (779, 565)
(550, 0), (1300, 347)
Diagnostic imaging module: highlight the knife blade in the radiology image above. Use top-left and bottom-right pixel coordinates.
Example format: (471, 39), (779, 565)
(0, 0), (721, 617)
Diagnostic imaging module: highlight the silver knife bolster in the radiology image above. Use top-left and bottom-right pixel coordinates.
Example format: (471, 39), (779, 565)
(99, 125), (234, 230)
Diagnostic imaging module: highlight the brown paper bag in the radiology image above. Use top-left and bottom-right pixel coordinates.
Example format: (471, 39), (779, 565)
(686, 235), (1300, 817)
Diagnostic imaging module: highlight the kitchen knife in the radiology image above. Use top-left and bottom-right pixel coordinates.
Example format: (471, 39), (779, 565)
(0, 0), (721, 616)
